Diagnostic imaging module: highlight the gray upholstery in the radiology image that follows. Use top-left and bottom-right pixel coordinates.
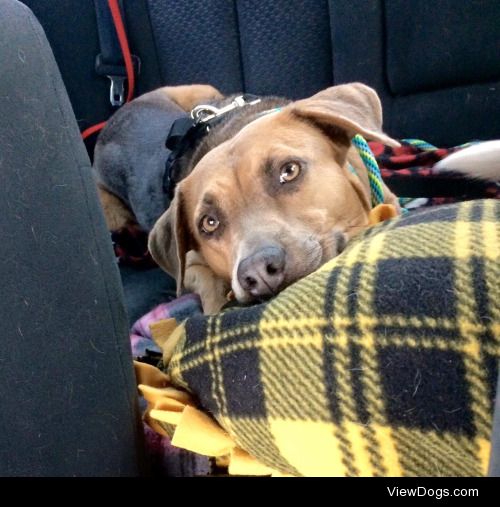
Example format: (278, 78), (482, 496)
(330, 0), (500, 146)
(21, 0), (500, 149)
(0, 0), (145, 476)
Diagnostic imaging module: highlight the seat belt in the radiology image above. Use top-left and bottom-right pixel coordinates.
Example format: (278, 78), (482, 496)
(82, 0), (139, 140)
(94, 0), (140, 107)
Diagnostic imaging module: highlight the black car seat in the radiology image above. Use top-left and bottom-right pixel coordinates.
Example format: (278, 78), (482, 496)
(21, 0), (500, 154)
(0, 0), (146, 476)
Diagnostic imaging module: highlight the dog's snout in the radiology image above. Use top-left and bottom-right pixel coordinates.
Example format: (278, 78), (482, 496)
(237, 246), (286, 298)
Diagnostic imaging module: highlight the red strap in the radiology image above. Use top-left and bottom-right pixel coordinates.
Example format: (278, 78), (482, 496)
(82, 0), (135, 141)
(81, 121), (107, 141)
(108, 0), (135, 103)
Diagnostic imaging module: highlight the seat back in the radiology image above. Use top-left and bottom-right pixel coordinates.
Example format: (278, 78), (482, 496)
(23, 0), (500, 148)
(0, 0), (145, 476)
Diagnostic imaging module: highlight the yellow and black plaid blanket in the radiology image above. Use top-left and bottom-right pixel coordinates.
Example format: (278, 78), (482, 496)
(157, 199), (500, 476)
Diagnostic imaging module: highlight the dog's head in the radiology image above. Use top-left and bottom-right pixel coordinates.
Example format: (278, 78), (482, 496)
(149, 83), (399, 303)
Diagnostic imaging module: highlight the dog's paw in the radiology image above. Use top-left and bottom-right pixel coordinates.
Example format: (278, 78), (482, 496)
(184, 250), (230, 315)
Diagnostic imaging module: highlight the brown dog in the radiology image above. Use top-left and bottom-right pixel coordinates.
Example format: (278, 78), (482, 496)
(145, 83), (401, 313)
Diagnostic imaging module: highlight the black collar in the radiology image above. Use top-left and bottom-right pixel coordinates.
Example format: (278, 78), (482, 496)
(163, 94), (261, 198)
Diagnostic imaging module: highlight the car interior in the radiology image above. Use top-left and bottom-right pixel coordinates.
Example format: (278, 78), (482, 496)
(0, 0), (499, 477)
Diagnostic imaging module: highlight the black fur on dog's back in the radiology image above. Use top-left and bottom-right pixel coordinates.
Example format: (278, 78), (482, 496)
(93, 90), (287, 232)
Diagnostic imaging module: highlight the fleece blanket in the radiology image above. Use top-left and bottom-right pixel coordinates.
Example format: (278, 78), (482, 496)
(134, 199), (499, 476)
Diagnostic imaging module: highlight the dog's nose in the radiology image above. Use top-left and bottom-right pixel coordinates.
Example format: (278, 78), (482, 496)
(237, 246), (286, 298)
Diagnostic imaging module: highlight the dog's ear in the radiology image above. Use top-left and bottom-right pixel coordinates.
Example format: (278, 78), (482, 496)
(290, 82), (399, 147)
(148, 189), (192, 296)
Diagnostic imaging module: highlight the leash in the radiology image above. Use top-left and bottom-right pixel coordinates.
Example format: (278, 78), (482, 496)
(402, 138), (479, 153)
(351, 134), (385, 207)
(400, 138), (438, 151)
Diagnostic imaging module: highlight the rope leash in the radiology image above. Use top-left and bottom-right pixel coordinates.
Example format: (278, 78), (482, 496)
(351, 134), (385, 207)
(351, 136), (439, 209)
(402, 138), (478, 152)
(400, 138), (437, 151)
(349, 136), (477, 211)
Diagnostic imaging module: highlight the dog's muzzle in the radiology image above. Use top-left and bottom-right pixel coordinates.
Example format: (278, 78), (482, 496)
(237, 245), (286, 299)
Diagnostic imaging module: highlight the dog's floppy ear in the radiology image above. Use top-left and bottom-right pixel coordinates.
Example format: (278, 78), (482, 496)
(148, 189), (192, 296)
(290, 82), (399, 147)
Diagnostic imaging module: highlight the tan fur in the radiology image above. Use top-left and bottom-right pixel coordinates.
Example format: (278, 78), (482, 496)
(149, 83), (401, 314)
(184, 251), (230, 314)
(97, 83), (400, 314)
(97, 84), (224, 231)
(160, 84), (223, 112)
(97, 84), (227, 309)
(97, 185), (136, 230)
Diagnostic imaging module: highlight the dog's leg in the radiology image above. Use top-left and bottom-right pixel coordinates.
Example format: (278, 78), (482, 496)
(184, 250), (230, 315)
(160, 84), (223, 113)
(97, 185), (136, 230)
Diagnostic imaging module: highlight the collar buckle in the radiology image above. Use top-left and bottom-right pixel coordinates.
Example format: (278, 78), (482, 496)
(190, 94), (261, 125)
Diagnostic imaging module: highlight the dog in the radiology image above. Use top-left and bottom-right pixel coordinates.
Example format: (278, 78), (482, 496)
(95, 83), (498, 315)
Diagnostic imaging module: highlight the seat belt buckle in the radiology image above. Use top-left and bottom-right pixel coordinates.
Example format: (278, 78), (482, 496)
(107, 75), (126, 107)
(95, 54), (141, 107)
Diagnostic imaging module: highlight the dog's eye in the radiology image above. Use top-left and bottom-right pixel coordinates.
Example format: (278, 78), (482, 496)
(201, 215), (220, 234)
(279, 162), (301, 184)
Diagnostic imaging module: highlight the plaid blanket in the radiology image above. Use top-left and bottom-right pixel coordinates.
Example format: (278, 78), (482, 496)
(151, 199), (499, 476)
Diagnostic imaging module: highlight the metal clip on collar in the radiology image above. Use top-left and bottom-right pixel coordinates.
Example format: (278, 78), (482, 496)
(190, 95), (262, 125)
